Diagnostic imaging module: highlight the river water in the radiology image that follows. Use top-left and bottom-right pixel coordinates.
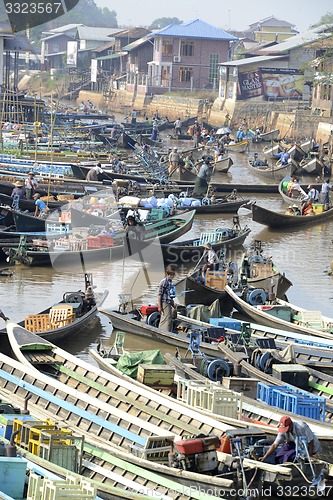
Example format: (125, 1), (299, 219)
(0, 141), (332, 362)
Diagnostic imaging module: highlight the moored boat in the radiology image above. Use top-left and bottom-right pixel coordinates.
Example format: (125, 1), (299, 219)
(251, 202), (333, 228)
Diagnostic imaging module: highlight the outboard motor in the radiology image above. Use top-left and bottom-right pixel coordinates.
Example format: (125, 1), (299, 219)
(169, 434), (220, 474)
(246, 288), (267, 306)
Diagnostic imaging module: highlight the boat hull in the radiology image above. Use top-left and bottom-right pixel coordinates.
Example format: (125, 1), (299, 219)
(252, 203), (333, 228)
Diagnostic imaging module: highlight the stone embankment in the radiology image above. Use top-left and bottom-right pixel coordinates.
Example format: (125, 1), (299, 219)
(79, 89), (333, 146)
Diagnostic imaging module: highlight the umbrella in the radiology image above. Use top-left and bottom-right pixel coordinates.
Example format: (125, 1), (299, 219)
(216, 127), (231, 135)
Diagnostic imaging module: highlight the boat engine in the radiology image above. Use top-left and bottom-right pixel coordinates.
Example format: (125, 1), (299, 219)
(140, 305), (160, 327)
(169, 435), (220, 474)
(246, 288), (267, 305)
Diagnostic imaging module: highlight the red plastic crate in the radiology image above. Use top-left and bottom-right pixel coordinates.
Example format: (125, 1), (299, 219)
(87, 236), (101, 249)
(99, 235), (114, 247)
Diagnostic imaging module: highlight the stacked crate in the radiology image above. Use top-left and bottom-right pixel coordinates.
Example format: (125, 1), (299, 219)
(257, 382), (326, 421)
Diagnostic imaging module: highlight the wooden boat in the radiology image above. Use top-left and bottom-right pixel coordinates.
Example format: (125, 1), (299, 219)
(278, 176), (308, 206)
(251, 202), (333, 228)
(0, 273), (108, 344)
(6, 322), (333, 494)
(262, 143), (283, 159)
(0, 193), (65, 211)
(10, 208), (67, 233)
(239, 240), (292, 299)
(5, 210), (195, 267)
(300, 156), (325, 176)
(175, 195), (251, 214)
(224, 284), (333, 340)
(258, 129), (280, 141)
(288, 143), (306, 162)
(0, 348), (239, 499)
(224, 141), (249, 153)
(213, 156), (233, 173)
(248, 158), (292, 180)
(162, 221), (251, 265)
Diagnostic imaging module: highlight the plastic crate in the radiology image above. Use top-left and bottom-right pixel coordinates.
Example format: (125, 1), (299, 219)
(257, 382), (326, 421)
(98, 235), (114, 247)
(86, 236), (101, 249)
(210, 317), (242, 332)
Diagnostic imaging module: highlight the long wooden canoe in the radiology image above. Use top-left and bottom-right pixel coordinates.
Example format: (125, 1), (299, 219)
(224, 284), (333, 340)
(251, 202), (333, 228)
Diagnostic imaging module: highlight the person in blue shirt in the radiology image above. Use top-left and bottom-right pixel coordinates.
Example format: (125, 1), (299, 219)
(33, 193), (47, 217)
(11, 181), (26, 199)
(274, 148), (291, 165)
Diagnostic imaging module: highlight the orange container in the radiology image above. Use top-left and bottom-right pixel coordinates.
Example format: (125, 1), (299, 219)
(87, 236), (101, 249)
(218, 434), (231, 454)
(99, 235), (114, 247)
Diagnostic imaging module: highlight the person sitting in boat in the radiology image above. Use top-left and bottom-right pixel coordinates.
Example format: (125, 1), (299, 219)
(184, 152), (198, 174)
(11, 180), (26, 200)
(300, 199), (313, 216)
(0, 309), (9, 321)
(193, 157), (213, 197)
(306, 184), (319, 202)
(33, 193), (48, 218)
(86, 163), (103, 182)
(25, 172), (38, 200)
(158, 265), (177, 331)
(99, 223), (115, 237)
(274, 148), (290, 165)
(259, 415), (321, 464)
(201, 242), (219, 281)
(287, 178), (302, 198)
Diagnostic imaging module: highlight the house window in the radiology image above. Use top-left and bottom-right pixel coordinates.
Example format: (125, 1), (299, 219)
(180, 41), (194, 57)
(52, 42), (59, 53)
(162, 41), (173, 55)
(179, 67), (193, 82)
(209, 54), (219, 84)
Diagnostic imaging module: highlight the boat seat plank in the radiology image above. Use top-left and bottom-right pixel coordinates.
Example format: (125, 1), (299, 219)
(24, 351), (58, 364)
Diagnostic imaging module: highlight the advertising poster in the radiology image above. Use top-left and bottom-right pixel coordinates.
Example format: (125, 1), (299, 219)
(261, 68), (304, 99)
(67, 40), (78, 67)
(237, 70), (264, 100)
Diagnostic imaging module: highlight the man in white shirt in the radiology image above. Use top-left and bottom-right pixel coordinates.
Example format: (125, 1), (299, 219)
(260, 415), (321, 464)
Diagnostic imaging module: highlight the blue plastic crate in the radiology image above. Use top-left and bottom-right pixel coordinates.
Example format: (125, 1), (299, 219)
(257, 382), (326, 421)
(209, 317), (242, 332)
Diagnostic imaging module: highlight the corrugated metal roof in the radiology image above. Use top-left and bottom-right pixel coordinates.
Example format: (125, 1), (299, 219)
(258, 25), (333, 54)
(122, 34), (153, 51)
(220, 55), (286, 66)
(95, 51), (127, 61)
(46, 24), (83, 34)
(94, 40), (115, 53)
(249, 16), (295, 29)
(152, 19), (238, 41)
(76, 26), (119, 41)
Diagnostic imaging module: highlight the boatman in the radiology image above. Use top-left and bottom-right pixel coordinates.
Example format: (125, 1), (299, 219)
(274, 148), (291, 166)
(259, 415), (321, 464)
(25, 171), (38, 199)
(201, 242), (219, 281)
(33, 193), (48, 218)
(86, 163), (103, 182)
(158, 265), (176, 331)
(319, 179), (333, 206)
(192, 157), (213, 196)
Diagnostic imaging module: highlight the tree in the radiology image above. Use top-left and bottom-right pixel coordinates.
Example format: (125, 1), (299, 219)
(310, 12), (333, 28)
(149, 17), (183, 29)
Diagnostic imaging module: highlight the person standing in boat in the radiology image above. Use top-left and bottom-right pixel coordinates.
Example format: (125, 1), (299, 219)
(193, 157), (213, 196)
(25, 172), (38, 199)
(260, 415), (321, 464)
(201, 242), (219, 281)
(319, 179), (333, 206)
(174, 118), (182, 136)
(158, 265), (176, 331)
(168, 147), (180, 175)
(11, 180), (26, 200)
